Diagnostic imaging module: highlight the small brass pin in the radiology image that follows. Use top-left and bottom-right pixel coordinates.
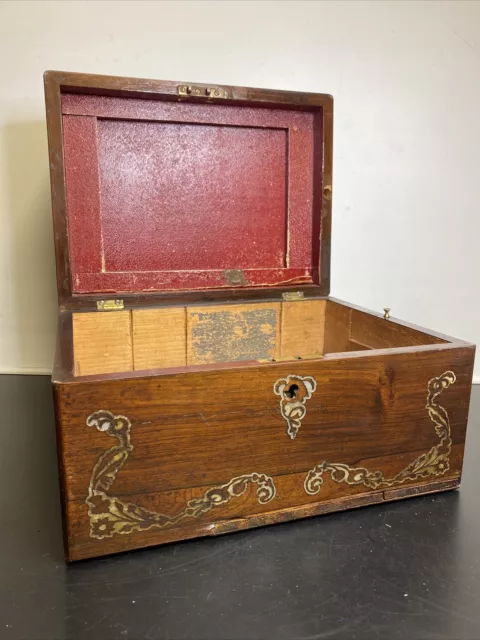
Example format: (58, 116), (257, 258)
(383, 307), (391, 320)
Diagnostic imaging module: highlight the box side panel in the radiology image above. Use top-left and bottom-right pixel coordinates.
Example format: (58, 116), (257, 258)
(52, 383), (72, 561)
(349, 309), (448, 348)
(55, 345), (474, 560)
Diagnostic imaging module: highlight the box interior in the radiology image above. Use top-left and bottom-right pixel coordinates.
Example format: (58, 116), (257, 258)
(52, 79), (449, 380)
(69, 299), (448, 377)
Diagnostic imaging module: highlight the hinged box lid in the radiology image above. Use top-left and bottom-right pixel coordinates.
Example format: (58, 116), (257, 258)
(44, 71), (333, 308)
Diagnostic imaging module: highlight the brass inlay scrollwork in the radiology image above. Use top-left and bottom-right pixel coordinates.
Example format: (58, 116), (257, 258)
(274, 374), (317, 439)
(85, 410), (276, 539)
(304, 371), (456, 495)
(85, 370), (456, 539)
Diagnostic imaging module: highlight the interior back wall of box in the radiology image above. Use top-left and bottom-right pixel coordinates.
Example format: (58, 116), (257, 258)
(1, 0), (479, 377)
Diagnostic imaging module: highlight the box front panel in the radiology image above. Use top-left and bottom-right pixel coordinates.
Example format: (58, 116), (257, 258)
(55, 347), (474, 560)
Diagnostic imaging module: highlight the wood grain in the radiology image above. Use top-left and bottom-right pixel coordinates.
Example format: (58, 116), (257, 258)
(280, 300), (325, 358)
(65, 478), (460, 561)
(323, 300), (351, 353)
(72, 311), (133, 376)
(54, 344), (474, 560)
(350, 309), (447, 349)
(347, 339), (371, 352)
(132, 307), (186, 370)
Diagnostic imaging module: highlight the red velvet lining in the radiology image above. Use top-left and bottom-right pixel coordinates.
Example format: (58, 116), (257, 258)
(62, 94), (320, 294)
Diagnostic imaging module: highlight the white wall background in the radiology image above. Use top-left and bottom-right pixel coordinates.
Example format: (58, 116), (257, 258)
(0, 0), (479, 376)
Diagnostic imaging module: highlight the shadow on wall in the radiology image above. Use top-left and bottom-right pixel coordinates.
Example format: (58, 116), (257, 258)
(2, 121), (57, 371)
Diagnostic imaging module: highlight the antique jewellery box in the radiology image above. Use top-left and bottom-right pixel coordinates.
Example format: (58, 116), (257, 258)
(44, 71), (475, 561)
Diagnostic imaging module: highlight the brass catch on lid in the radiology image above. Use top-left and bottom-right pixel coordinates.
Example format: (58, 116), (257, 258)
(282, 291), (305, 301)
(178, 84), (227, 99)
(223, 269), (249, 286)
(383, 307), (391, 320)
(97, 299), (124, 311)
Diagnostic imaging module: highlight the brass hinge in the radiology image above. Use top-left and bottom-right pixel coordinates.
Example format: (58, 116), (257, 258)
(96, 299), (124, 311)
(177, 84), (228, 99)
(282, 291), (305, 302)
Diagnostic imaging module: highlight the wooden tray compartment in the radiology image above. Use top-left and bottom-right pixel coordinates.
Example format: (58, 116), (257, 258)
(62, 299), (449, 379)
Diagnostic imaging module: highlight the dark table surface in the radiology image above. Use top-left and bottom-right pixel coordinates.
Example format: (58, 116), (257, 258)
(1, 375), (479, 640)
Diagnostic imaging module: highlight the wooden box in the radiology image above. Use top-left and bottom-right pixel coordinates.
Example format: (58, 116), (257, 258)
(44, 71), (475, 562)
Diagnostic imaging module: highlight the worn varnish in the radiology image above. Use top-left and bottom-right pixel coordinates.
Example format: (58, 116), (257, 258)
(55, 347), (473, 560)
(187, 303), (281, 365)
(44, 71), (475, 561)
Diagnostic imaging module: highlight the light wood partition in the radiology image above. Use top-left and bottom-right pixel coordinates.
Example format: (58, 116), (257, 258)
(72, 300), (329, 376)
(132, 308), (187, 370)
(72, 311), (133, 376)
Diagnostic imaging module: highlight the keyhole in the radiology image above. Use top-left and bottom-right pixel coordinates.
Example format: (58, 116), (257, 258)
(285, 384), (299, 399)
